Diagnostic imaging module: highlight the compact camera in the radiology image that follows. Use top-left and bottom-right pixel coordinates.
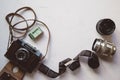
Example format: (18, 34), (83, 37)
(5, 39), (42, 73)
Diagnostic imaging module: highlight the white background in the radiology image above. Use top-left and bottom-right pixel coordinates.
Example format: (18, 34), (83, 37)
(0, 0), (120, 80)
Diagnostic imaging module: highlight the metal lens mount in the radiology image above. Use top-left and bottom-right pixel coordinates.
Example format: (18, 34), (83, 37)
(92, 38), (116, 56)
(15, 48), (29, 61)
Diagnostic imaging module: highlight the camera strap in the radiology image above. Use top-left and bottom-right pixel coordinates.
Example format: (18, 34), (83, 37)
(5, 7), (50, 61)
(0, 6), (51, 80)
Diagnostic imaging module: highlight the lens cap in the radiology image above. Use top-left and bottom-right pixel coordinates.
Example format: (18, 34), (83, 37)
(96, 19), (116, 35)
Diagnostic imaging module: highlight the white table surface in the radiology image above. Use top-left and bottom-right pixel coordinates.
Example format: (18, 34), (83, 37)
(0, 0), (120, 80)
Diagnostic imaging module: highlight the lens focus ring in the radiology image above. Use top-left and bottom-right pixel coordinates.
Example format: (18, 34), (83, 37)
(15, 48), (29, 61)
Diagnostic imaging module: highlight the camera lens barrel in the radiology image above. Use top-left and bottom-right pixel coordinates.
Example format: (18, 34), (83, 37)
(92, 38), (116, 56)
(15, 48), (29, 61)
(96, 19), (116, 35)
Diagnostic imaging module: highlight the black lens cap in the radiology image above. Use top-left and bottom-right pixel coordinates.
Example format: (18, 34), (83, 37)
(96, 19), (116, 35)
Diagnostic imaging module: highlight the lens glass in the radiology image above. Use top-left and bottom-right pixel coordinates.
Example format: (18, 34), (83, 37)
(15, 48), (29, 61)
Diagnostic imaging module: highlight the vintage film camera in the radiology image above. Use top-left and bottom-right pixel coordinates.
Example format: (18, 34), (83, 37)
(5, 39), (42, 73)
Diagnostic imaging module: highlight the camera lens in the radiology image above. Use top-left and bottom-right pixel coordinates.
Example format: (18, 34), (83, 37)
(92, 38), (116, 56)
(15, 48), (29, 61)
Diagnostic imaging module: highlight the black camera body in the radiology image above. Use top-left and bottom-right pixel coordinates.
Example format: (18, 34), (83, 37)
(5, 39), (42, 73)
